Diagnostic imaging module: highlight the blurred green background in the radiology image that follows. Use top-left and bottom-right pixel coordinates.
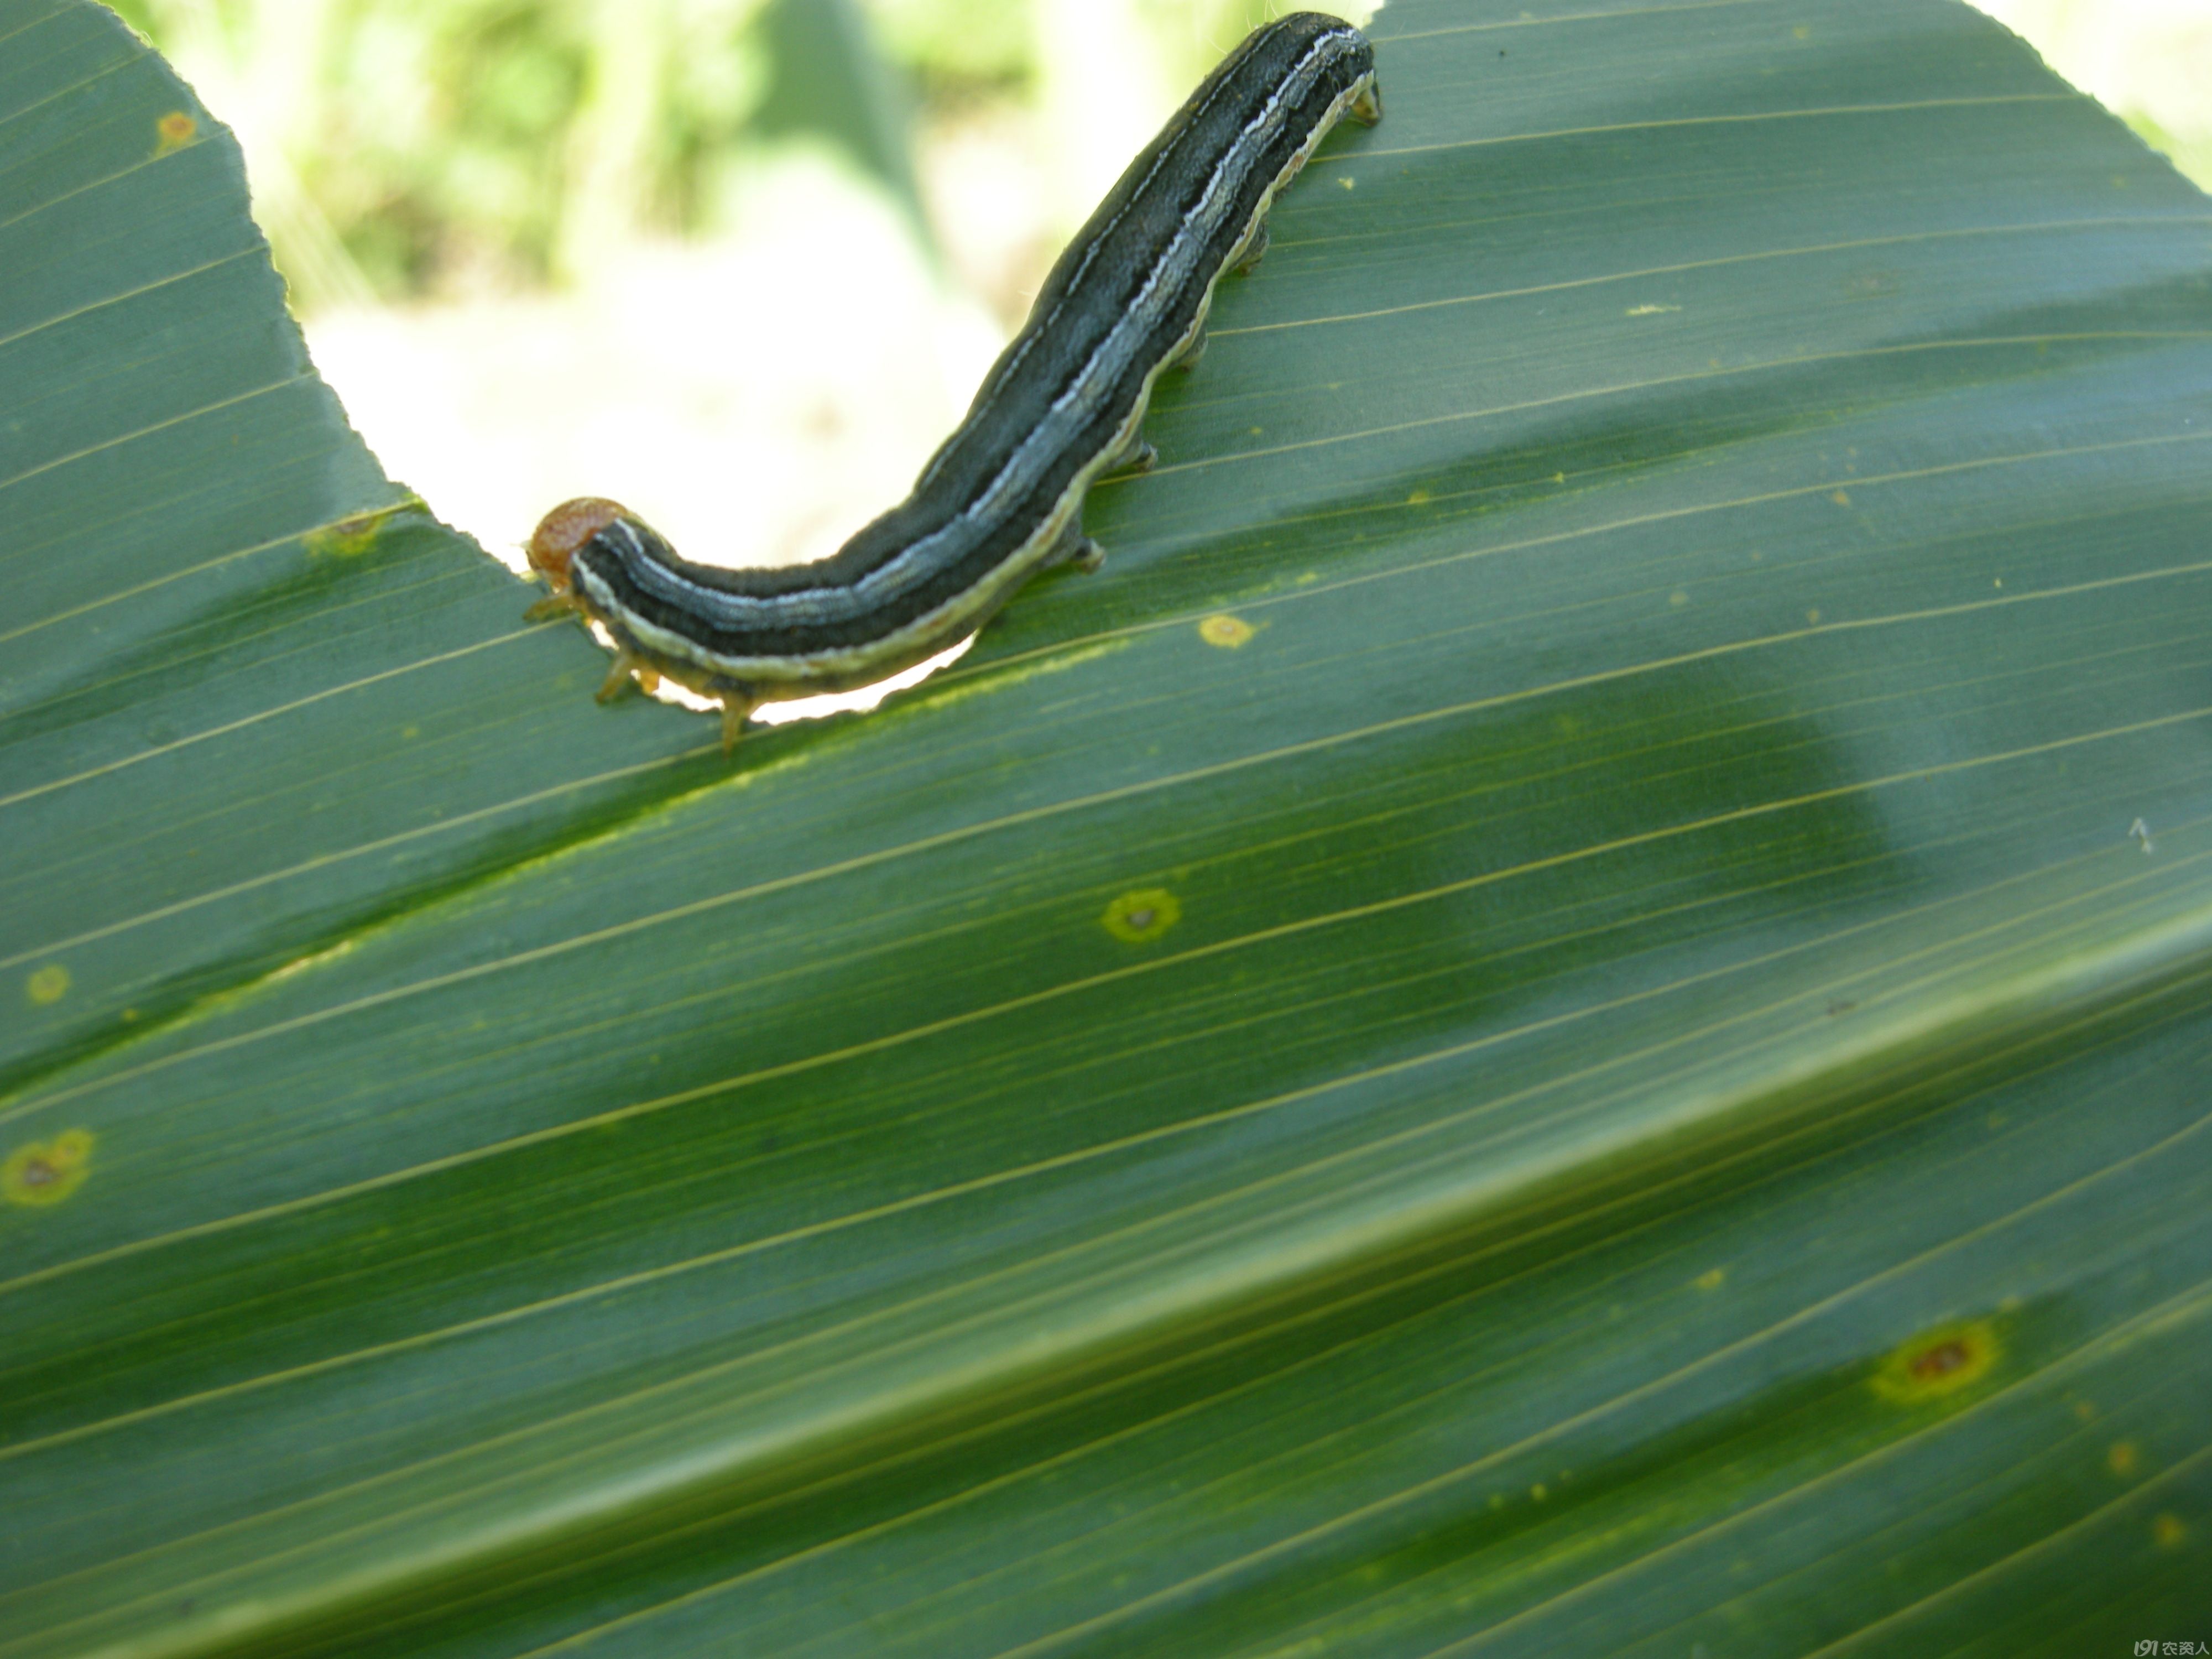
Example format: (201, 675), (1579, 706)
(98, 0), (2212, 698)
(103, 0), (1356, 308)
(103, 0), (2210, 311)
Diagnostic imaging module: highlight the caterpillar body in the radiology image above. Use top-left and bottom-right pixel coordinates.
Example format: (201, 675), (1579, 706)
(526, 13), (1380, 750)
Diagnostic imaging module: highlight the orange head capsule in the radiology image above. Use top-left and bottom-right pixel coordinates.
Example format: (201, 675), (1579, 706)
(526, 497), (630, 593)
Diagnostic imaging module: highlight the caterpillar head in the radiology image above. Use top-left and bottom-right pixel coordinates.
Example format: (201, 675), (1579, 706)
(526, 497), (630, 592)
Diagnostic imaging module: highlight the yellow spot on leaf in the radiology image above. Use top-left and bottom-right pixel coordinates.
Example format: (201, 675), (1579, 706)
(1339, 176), (1355, 190)
(1199, 614), (1255, 649)
(1530, 1482), (1547, 1501)
(1872, 1319), (1998, 1404)
(1830, 489), (1851, 507)
(155, 111), (196, 155)
(306, 499), (419, 559)
(2152, 1512), (2187, 1548)
(2109, 1440), (2139, 1477)
(1806, 608), (1822, 625)
(1625, 304), (1680, 316)
(2073, 1398), (2097, 1422)
(3, 1130), (95, 1207)
(1695, 1267), (1726, 1291)
(1669, 589), (1689, 608)
(1103, 888), (1180, 944)
(27, 965), (70, 1005)
(1406, 488), (1431, 506)
(1792, 24), (1811, 39)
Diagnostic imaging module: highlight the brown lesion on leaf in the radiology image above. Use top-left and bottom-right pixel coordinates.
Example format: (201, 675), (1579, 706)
(305, 497), (428, 560)
(3, 1130), (96, 1207)
(1102, 888), (1181, 944)
(154, 111), (197, 156)
(1871, 1318), (1999, 1404)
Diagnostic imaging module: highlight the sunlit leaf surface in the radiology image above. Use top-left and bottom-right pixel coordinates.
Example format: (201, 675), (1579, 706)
(3, 1), (2209, 1654)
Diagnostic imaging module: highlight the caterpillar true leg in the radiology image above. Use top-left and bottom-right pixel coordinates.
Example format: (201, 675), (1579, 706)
(718, 697), (754, 754)
(596, 651), (660, 702)
(524, 593), (582, 623)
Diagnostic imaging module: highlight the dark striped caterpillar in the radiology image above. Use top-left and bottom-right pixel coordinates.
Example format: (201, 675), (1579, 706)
(526, 12), (1379, 749)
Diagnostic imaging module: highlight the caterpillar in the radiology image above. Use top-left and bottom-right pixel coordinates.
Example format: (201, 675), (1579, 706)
(526, 12), (1380, 752)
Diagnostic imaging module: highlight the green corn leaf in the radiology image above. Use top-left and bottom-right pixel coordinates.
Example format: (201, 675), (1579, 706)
(3, 1), (2208, 1655)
